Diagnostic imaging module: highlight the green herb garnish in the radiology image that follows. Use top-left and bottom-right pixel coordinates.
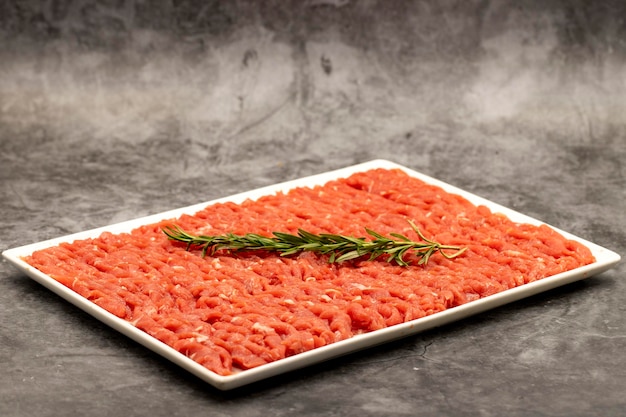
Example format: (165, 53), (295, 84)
(163, 220), (466, 266)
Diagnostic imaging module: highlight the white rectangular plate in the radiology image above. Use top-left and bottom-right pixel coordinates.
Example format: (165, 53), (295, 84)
(3, 160), (621, 390)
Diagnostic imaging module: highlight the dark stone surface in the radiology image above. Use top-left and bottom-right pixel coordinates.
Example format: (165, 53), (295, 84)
(1, 1), (624, 416)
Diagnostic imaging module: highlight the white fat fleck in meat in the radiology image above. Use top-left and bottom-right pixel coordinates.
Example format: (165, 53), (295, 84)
(350, 283), (367, 290)
(193, 333), (209, 343)
(320, 294), (332, 302)
(503, 250), (526, 257)
(457, 212), (470, 221)
(198, 226), (214, 235)
(252, 322), (275, 334)
(324, 289), (342, 298)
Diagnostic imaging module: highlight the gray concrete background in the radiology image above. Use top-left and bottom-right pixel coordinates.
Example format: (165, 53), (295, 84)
(1, 1), (624, 416)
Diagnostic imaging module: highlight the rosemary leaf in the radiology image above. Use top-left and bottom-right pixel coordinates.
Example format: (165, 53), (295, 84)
(162, 221), (467, 266)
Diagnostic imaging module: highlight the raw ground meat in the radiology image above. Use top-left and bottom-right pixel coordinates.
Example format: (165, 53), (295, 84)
(24, 168), (595, 375)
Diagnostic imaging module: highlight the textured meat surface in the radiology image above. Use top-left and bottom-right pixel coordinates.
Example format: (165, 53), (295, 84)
(24, 168), (595, 375)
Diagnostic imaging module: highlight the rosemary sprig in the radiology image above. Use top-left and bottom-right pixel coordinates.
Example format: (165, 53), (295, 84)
(162, 221), (466, 266)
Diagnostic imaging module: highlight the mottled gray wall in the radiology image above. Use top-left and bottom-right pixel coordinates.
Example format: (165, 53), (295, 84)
(2, 0), (624, 238)
(3, 0), (625, 239)
(2, 1), (624, 145)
